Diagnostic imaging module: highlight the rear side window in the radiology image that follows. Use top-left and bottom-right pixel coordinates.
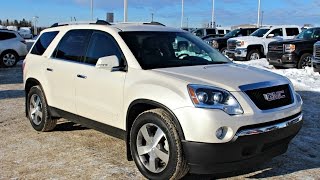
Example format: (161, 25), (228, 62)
(54, 30), (92, 62)
(31, 31), (59, 55)
(84, 31), (122, 65)
(206, 29), (216, 35)
(0, 32), (17, 40)
(286, 28), (300, 36)
(218, 30), (224, 34)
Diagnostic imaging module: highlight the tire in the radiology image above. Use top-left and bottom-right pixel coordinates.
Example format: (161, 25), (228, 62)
(0, 51), (19, 68)
(130, 108), (189, 180)
(220, 47), (227, 56)
(298, 53), (312, 69)
(27, 86), (57, 132)
(246, 49), (261, 61)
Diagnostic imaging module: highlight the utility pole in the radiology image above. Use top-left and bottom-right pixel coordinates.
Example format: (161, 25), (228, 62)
(211, 0), (215, 28)
(91, 0), (94, 20)
(181, 0), (184, 28)
(186, 17), (189, 28)
(33, 16), (39, 35)
(261, 11), (264, 27)
(151, 13), (154, 22)
(124, 0), (128, 22)
(257, 0), (261, 27)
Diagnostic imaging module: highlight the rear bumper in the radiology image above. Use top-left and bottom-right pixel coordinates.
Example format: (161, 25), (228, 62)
(182, 113), (303, 174)
(267, 53), (299, 68)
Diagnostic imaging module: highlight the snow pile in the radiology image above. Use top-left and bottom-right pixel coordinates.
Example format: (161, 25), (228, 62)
(236, 59), (320, 92)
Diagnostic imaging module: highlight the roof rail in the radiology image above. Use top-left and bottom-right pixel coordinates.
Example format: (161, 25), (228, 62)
(51, 20), (111, 28)
(114, 21), (165, 26)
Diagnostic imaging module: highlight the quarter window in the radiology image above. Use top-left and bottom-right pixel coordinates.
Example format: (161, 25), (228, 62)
(31, 31), (59, 55)
(54, 30), (92, 62)
(84, 31), (122, 65)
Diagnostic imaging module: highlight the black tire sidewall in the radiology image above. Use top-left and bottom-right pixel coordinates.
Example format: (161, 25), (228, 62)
(298, 53), (312, 69)
(130, 112), (179, 180)
(0, 51), (18, 68)
(27, 86), (48, 131)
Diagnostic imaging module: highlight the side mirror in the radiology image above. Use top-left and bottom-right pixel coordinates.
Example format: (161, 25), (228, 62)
(95, 55), (121, 71)
(267, 34), (275, 38)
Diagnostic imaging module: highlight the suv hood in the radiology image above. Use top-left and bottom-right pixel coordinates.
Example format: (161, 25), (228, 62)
(153, 63), (288, 92)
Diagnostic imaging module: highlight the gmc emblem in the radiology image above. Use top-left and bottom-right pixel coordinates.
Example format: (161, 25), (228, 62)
(263, 90), (286, 101)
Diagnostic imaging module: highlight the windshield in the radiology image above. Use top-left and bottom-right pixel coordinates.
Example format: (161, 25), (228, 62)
(250, 28), (270, 37)
(296, 28), (320, 39)
(119, 31), (231, 70)
(224, 29), (240, 38)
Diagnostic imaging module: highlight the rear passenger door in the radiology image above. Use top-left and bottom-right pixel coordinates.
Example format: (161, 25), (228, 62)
(46, 29), (92, 114)
(75, 30), (126, 129)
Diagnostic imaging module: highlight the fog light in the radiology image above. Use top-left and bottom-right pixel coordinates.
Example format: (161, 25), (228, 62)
(216, 127), (226, 140)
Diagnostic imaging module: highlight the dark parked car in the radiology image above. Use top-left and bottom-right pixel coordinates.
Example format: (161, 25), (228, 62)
(203, 28), (258, 55)
(267, 27), (320, 69)
(313, 41), (320, 73)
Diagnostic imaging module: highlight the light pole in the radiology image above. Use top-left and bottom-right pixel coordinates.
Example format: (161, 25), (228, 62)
(124, 0), (128, 22)
(211, 0), (215, 28)
(181, 0), (184, 28)
(33, 16), (39, 35)
(257, 0), (261, 27)
(91, 0), (94, 20)
(151, 13), (154, 22)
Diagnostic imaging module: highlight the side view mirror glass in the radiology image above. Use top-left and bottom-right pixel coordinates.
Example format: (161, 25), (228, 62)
(96, 55), (120, 71)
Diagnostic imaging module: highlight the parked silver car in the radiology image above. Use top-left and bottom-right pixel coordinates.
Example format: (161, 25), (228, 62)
(0, 30), (28, 67)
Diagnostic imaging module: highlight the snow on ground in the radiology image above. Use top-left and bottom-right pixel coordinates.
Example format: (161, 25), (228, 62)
(236, 58), (320, 92)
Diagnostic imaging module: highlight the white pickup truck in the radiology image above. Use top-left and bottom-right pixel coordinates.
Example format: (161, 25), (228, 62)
(227, 25), (301, 60)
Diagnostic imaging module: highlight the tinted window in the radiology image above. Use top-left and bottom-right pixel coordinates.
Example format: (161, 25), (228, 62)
(54, 30), (92, 62)
(296, 28), (320, 39)
(84, 31), (122, 65)
(286, 28), (300, 36)
(31, 31), (59, 55)
(269, 28), (283, 37)
(218, 30), (224, 34)
(206, 29), (216, 35)
(251, 29), (270, 37)
(0, 32), (17, 40)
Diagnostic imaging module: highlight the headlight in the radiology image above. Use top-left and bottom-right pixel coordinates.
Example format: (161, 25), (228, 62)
(187, 84), (244, 115)
(236, 41), (245, 47)
(212, 40), (219, 49)
(284, 44), (295, 53)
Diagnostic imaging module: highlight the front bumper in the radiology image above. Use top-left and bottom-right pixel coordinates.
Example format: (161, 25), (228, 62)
(267, 52), (299, 68)
(183, 113), (303, 174)
(226, 48), (247, 60)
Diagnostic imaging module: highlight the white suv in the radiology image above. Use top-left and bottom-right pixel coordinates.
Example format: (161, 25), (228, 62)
(23, 21), (303, 179)
(227, 25), (301, 61)
(0, 30), (28, 67)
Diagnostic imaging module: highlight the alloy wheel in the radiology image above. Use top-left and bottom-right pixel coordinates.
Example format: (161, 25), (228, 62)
(301, 56), (312, 68)
(29, 94), (43, 125)
(136, 123), (170, 173)
(2, 53), (16, 67)
(250, 52), (260, 60)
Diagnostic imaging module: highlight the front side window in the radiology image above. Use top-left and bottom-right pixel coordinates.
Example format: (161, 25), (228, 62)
(251, 28), (270, 37)
(31, 31), (59, 55)
(120, 31), (231, 70)
(225, 29), (240, 38)
(268, 28), (283, 37)
(0, 32), (16, 40)
(54, 30), (92, 62)
(296, 28), (320, 39)
(84, 31), (122, 65)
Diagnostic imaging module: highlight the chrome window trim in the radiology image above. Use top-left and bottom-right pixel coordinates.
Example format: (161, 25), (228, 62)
(234, 113), (303, 139)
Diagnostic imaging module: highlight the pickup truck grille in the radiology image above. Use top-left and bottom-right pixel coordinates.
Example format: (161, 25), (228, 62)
(268, 45), (283, 53)
(227, 40), (236, 51)
(314, 45), (320, 60)
(244, 84), (293, 110)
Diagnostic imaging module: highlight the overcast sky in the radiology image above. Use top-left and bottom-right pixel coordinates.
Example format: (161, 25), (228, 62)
(1, 0), (319, 27)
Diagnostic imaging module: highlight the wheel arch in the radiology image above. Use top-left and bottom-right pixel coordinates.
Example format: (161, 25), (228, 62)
(247, 44), (264, 54)
(125, 99), (185, 161)
(0, 49), (19, 57)
(24, 78), (47, 117)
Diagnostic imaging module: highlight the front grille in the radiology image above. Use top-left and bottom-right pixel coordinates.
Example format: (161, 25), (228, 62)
(314, 45), (320, 60)
(268, 45), (283, 53)
(244, 84), (293, 110)
(227, 40), (236, 51)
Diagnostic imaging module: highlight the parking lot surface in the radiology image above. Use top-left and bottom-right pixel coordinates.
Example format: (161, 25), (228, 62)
(0, 63), (319, 179)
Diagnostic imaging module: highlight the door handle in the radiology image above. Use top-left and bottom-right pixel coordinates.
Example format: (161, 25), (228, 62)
(46, 68), (53, 72)
(77, 74), (87, 79)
